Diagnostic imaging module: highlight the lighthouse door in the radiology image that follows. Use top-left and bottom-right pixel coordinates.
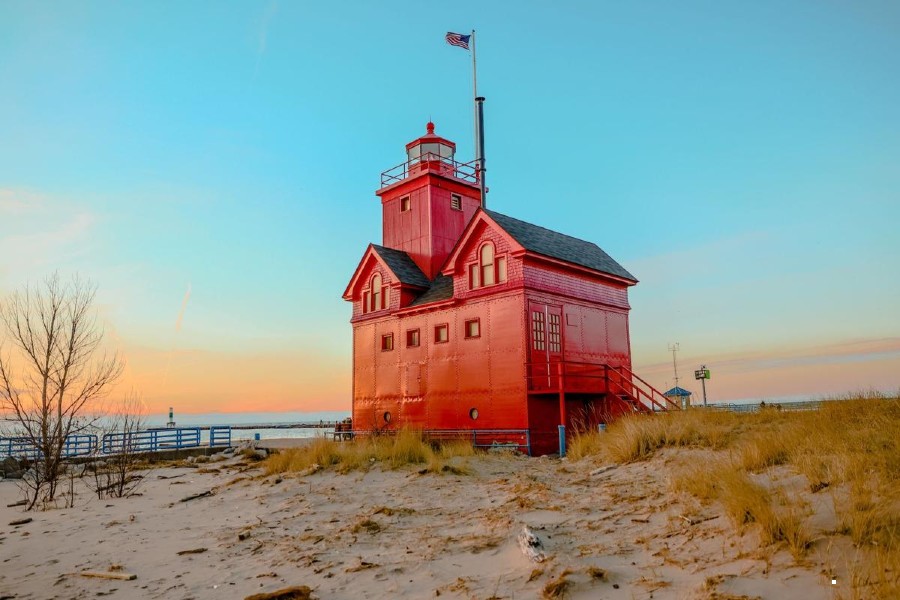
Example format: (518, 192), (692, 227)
(528, 302), (563, 391)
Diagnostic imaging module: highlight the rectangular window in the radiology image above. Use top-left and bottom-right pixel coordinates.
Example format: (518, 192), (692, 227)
(362, 291), (369, 313)
(381, 334), (394, 351)
(481, 262), (495, 286)
(465, 318), (480, 339)
(380, 286), (387, 310)
(400, 196), (411, 212)
(406, 329), (420, 347)
(468, 264), (480, 289)
(531, 311), (545, 351)
(450, 194), (462, 210)
(548, 314), (561, 353)
(434, 324), (449, 343)
(497, 256), (507, 283)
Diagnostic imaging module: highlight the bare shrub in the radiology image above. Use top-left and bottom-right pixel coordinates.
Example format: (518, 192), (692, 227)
(0, 273), (123, 509)
(88, 392), (147, 499)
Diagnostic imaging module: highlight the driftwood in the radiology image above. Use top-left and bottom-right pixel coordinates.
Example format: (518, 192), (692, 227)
(517, 525), (547, 563)
(9, 517), (32, 526)
(176, 548), (208, 555)
(589, 465), (617, 476)
(6, 500), (27, 508)
(678, 514), (719, 526)
(73, 571), (137, 581)
(179, 490), (214, 503)
(244, 586), (313, 600)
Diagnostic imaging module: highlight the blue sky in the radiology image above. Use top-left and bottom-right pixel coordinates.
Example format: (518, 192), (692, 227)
(1, 1), (898, 413)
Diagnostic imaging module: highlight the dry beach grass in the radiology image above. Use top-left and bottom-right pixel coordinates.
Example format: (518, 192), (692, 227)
(569, 393), (900, 599)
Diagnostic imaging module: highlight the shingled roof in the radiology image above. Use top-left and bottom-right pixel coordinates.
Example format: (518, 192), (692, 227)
(371, 245), (430, 288)
(484, 209), (636, 282)
(409, 275), (454, 307)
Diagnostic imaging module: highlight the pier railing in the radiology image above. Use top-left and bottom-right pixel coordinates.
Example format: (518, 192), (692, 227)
(100, 428), (203, 454)
(0, 434), (98, 460)
(2, 426), (235, 459)
(209, 426), (232, 447)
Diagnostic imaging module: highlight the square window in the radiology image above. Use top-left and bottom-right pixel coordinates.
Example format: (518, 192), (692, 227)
(481, 262), (495, 286)
(400, 196), (411, 212)
(406, 329), (420, 347)
(465, 319), (480, 339)
(434, 324), (449, 343)
(381, 334), (394, 351)
(450, 194), (462, 210)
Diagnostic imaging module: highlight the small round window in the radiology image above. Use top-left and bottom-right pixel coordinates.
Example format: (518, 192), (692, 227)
(469, 408), (479, 420)
(383, 411), (392, 423)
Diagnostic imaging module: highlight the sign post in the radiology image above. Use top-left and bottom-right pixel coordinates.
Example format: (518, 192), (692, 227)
(694, 366), (711, 406)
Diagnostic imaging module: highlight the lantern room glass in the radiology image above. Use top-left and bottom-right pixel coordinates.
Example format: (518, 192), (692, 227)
(408, 142), (454, 163)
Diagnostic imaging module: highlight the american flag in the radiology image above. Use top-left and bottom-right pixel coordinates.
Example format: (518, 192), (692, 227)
(445, 32), (471, 50)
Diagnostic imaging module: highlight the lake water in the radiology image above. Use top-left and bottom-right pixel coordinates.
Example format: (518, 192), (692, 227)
(143, 410), (352, 444)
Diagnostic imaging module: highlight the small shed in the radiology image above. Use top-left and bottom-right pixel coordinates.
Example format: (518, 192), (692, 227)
(664, 386), (693, 408)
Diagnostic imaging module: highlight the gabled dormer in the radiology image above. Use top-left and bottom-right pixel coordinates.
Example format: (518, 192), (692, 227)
(442, 210), (522, 296)
(376, 122), (483, 280)
(343, 244), (431, 319)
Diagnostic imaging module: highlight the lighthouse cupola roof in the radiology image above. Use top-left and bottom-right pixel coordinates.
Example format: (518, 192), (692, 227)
(405, 121), (456, 162)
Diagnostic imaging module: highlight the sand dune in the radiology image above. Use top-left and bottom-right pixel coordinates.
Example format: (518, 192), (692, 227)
(0, 449), (845, 599)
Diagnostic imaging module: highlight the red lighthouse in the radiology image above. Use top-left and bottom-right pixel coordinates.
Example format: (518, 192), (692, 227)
(343, 123), (677, 455)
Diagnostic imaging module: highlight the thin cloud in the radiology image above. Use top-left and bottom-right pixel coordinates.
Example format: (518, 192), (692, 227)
(0, 189), (97, 280)
(175, 283), (192, 333)
(0, 188), (45, 215)
(254, 1), (279, 79)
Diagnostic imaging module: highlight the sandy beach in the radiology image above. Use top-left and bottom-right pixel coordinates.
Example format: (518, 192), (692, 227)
(0, 445), (852, 600)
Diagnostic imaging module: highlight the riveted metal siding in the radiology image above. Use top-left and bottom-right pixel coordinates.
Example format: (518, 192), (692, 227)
(351, 290), (528, 433)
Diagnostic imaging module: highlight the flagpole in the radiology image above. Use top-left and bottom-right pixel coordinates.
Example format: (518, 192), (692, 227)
(471, 29), (478, 98)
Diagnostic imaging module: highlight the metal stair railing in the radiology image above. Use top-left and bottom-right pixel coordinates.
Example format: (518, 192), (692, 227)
(606, 364), (681, 411)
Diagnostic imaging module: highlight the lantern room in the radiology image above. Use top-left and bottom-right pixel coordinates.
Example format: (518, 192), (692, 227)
(406, 121), (455, 161)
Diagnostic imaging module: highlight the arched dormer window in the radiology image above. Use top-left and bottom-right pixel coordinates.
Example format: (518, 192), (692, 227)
(469, 242), (507, 290)
(371, 273), (383, 312)
(362, 272), (386, 314)
(480, 243), (495, 286)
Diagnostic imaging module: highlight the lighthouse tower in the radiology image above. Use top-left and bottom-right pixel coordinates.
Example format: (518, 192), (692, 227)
(377, 122), (482, 279)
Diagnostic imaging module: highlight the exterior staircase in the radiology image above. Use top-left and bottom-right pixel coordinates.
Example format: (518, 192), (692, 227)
(526, 360), (681, 413)
(606, 364), (681, 412)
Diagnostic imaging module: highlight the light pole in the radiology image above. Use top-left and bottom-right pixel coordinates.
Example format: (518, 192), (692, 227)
(694, 366), (710, 406)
